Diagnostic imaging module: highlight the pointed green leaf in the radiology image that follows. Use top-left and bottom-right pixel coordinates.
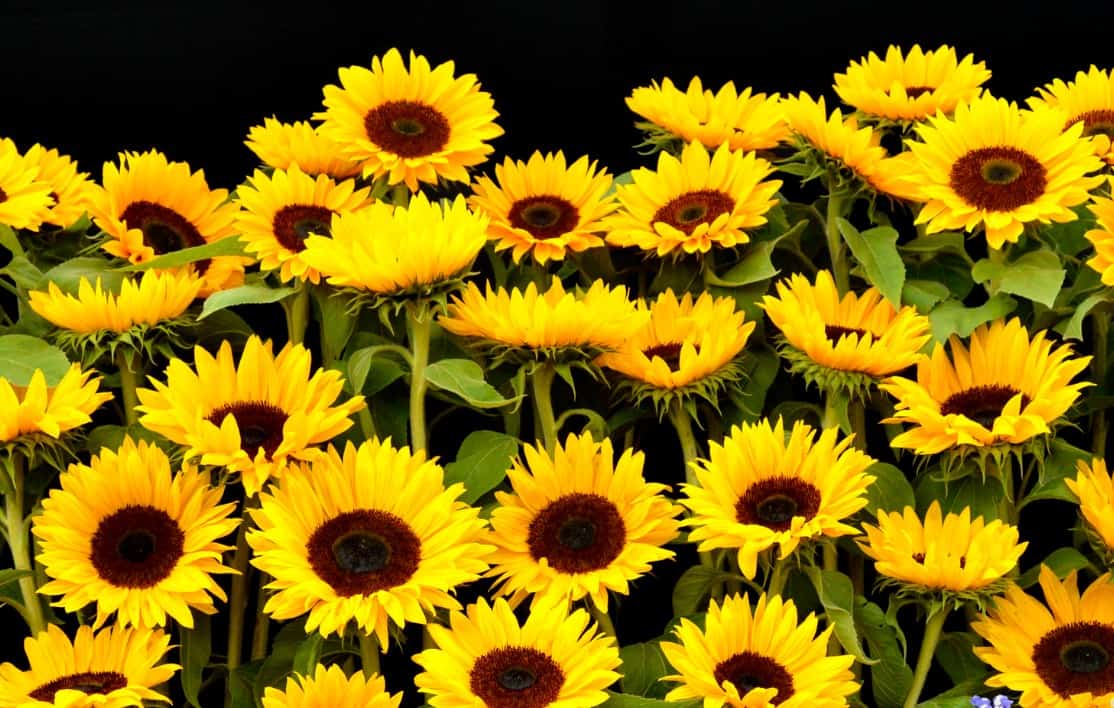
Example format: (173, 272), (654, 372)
(443, 430), (520, 504)
(855, 596), (911, 708)
(0, 224), (24, 257)
(837, 219), (905, 306)
(0, 335), (70, 386)
(672, 565), (737, 617)
(927, 294), (1017, 343)
(179, 614), (211, 708)
(425, 359), (517, 408)
(120, 236), (248, 271)
(704, 242), (779, 287)
(618, 642), (671, 698)
(864, 462), (916, 517)
(971, 249), (1066, 307)
(1018, 547), (1096, 589)
(1055, 291), (1114, 341)
(37, 256), (124, 294)
(901, 279), (950, 313)
(198, 284), (296, 320)
(803, 567), (875, 664)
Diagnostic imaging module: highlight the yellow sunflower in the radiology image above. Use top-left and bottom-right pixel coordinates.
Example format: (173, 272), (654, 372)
(834, 44), (990, 122)
(29, 269), (202, 335)
(660, 592), (858, 707)
(486, 432), (682, 610)
(761, 270), (932, 397)
(859, 502), (1025, 593)
(413, 597), (620, 708)
(682, 418), (875, 579)
(1066, 458), (1114, 559)
(136, 336), (365, 496)
(0, 139), (52, 230)
(604, 141), (781, 256)
(973, 566), (1114, 706)
(0, 363), (111, 444)
(300, 193), (487, 301)
(318, 48), (503, 190)
(625, 76), (789, 153)
(247, 438), (492, 644)
(1085, 193), (1114, 285)
(21, 144), (97, 229)
(245, 117), (363, 179)
(438, 277), (647, 365)
(1029, 65), (1114, 165)
(235, 165), (372, 283)
(34, 437), (239, 628)
(262, 664), (402, 708)
(468, 151), (618, 264)
(903, 95), (1105, 250)
(87, 150), (247, 296)
(0, 624), (177, 708)
(880, 318), (1091, 455)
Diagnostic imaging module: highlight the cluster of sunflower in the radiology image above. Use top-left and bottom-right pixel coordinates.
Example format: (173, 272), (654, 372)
(2, 43), (1114, 708)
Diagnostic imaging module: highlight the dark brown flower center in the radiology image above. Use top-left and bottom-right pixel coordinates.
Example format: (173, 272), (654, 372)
(306, 509), (421, 596)
(527, 493), (626, 573)
(1070, 110), (1114, 140)
(120, 200), (211, 273)
(735, 478), (822, 532)
(903, 86), (935, 99)
(713, 651), (794, 703)
(272, 204), (333, 253)
(30, 672), (129, 701)
(508, 195), (580, 239)
(205, 401), (289, 459)
(363, 100), (451, 158)
(824, 325), (869, 344)
(948, 146), (1048, 212)
(470, 646), (565, 708)
(1032, 622), (1114, 698)
(653, 189), (735, 235)
(90, 505), (185, 588)
(0, 187), (8, 203)
(911, 552), (967, 568)
(642, 341), (686, 368)
(939, 384), (1029, 429)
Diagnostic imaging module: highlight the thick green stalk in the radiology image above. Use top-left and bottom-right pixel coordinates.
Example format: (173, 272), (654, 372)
(667, 400), (700, 485)
(407, 304), (433, 452)
(283, 283), (310, 346)
(359, 632), (381, 677)
(250, 574), (270, 660)
(4, 453), (46, 635)
(824, 193), (849, 294)
(588, 597), (617, 638)
(530, 363), (559, 453)
(903, 608), (948, 708)
(1093, 313), (1109, 457)
(224, 498), (256, 708)
(767, 557), (789, 597)
(115, 349), (140, 427)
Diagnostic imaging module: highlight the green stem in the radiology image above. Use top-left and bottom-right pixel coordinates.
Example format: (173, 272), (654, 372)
(283, 283), (310, 346)
(1093, 313), (1109, 457)
(115, 349), (140, 427)
(407, 304), (432, 453)
(250, 573), (270, 661)
(767, 557), (789, 597)
(389, 184), (411, 207)
(903, 608), (948, 708)
(667, 400), (700, 485)
(358, 408), (377, 442)
(995, 456), (1017, 525)
(4, 453), (46, 635)
(224, 499), (256, 708)
(587, 597), (617, 638)
(530, 362), (559, 453)
(824, 193), (849, 294)
(358, 632), (380, 677)
(821, 394), (841, 432)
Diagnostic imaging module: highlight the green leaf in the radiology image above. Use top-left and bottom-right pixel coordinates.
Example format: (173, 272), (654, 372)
(928, 294), (1017, 343)
(837, 219), (905, 306)
(312, 285), (356, 362)
(85, 424), (168, 455)
(189, 309), (254, 349)
(902, 279), (950, 313)
(1021, 439), (1091, 507)
(917, 693), (987, 708)
(0, 255), (43, 290)
(425, 359), (517, 409)
(899, 231), (971, 262)
(1018, 547), (1096, 589)
(443, 430), (520, 504)
(854, 596), (911, 708)
(603, 691), (699, 707)
(803, 567), (875, 664)
(1055, 290), (1114, 341)
(346, 345), (409, 395)
(672, 565), (736, 617)
(198, 283), (296, 320)
(935, 631), (989, 688)
(0, 224), (24, 256)
(704, 242), (778, 287)
(0, 569), (32, 593)
(971, 249), (1066, 307)
(38, 256), (125, 294)
(864, 463), (916, 517)
(915, 473), (1003, 521)
(228, 660), (262, 708)
(0, 335), (70, 386)
(291, 633), (325, 677)
(619, 642), (671, 698)
(179, 613), (211, 708)
(120, 236), (248, 271)
(253, 622), (304, 696)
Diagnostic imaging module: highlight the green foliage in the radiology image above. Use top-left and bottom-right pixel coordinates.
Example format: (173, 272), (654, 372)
(425, 358), (519, 408)
(618, 641), (672, 698)
(837, 219), (905, 306)
(0, 334), (70, 385)
(179, 614), (211, 708)
(803, 567), (875, 663)
(443, 430), (520, 504)
(198, 282), (296, 319)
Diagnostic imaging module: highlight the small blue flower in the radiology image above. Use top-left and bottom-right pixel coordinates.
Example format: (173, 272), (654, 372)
(971, 696), (1013, 708)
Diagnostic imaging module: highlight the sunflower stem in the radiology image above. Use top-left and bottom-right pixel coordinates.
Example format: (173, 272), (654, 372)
(358, 632), (380, 677)
(530, 362), (559, 453)
(824, 192), (849, 294)
(903, 607), (948, 708)
(1092, 312), (1109, 457)
(358, 408), (378, 441)
(389, 184), (410, 208)
(767, 557), (789, 597)
(250, 573), (270, 660)
(115, 348), (140, 427)
(588, 597), (617, 638)
(3, 452), (46, 635)
(282, 282), (310, 346)
(407, 303), (433, 452)
(667, 399), (700, 485)
(224, 497), (257, 707)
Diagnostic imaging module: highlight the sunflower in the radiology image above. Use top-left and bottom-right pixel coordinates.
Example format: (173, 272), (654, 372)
(0, 139), (52, 230)
(1066, 458), (1114, 562)
(682, 418), (875, 579)
(486, 432), (681, 610)
(20, 144), (97, 229)
(973, 566), (1114, 706)
(859, 502), (1025, 596)
(300, 192), (486, 304)
(318, 48), (503, 190)
(604, 141), (781, 256)
(0, 363), (111, 445)
(261, 664), (402, 708)
(833, 44), (990, 122)
(235, 165), (372, 283)
(0, 624), (177, 708)
(136, 336), (365, 496)
(438, 277), (647, 365)
(34, 437), (238, 628)
(468, 151), (618, 264)
(1085, 193), (1114, 285)
(761, 270), (931, 398)
(902, 95), (1105, 250)
(413, 597), (620, 708)
(660, 592), (858, 707)
(247, 438), (492, 644)
(596, 289), (756, 413)
(880, 318), (1091, 456)
(1029, 65), (1114, 165)
(87, 149), (246, 296)
(245, 117), (363, 179)
(625, 76), (789, 153)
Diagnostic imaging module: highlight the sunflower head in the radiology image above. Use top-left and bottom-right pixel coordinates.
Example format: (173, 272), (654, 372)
(0, 362), (111, 451)
(604, 141), (781, 256)
(660, 591), (858, 706)
(834, 44), (991, 122)
(683, 417), (875, 578)
(625, 76), (789, 154)
(414, 597), (621, 708)
(261, 664), (402, 708)
(245, 117), (363, 179)
(469, 151), (618, 265)
(438, 277), (648, 367)
(973, 566), (1114, 705)
(1066, 458), (1114, 566)
(21, 143), (97, 228)
(0, 624), (177, 707)
(881, 318), (1091, 458)
(0, 139), (53, 231)
(1028, 65), (1114, 165)
(1086, 193), (1114, 285)
(596, 289), (756, 416)
(318, 48), (503, 190)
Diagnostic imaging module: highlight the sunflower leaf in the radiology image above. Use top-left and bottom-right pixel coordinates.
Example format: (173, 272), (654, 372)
(803, 567), (876, 664)
(119, 235), (249, 271)
(901, 279), (950, 314)
(935, 631), (990, 688)
(671, 565), (739, 617)
(179, 613), (211, 708)
(0, 224), (24, 257)
(1019, 438), (1090, 508)
(425, 359), (519, 409)
(443, 430), (520, 504)
(854, 596), (911, 708)
(198, 284), (297, 320)
(836, 219), (904, 306)
(291, 633), (325, 677)
(1017, 547), (1095, 589)
(704, 241), (779, 287)
(0, 254), (42, 290)
(618, 642), (671, 698)
(311, 284), (357, 363)
(37, 256), (125, 294)
(1054, 290), (1114, 341)
(603, 691), (700, 707)
(970, 248), (1066, 308)
(927, 294), (1017, 343)
(864, 462), (916, 517)
(0, 335), (71, 386)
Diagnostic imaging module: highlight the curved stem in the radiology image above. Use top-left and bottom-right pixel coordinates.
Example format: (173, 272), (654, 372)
(4, 452), (46, 635)
(824, 193), (849, 294)
(224, 497), (256, 708)
(667, 399), (700, 485)
(358, 408), (377, 442)
(283, 282), (310, 346)
(115, 348), (140, 427)
(1093, 313), (1109, 457)
(903, 607), (948, 708)
(358, 632), (380, 677)
(407, 304), (432, 453)
(587, 597), (617, 638)
(530, 362), (559, 453)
